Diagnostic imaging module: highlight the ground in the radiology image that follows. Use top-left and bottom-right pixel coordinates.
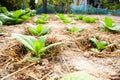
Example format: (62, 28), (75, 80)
(0, 14), (120, 80)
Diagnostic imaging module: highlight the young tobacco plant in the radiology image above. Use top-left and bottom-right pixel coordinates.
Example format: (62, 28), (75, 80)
(83, 17), (98, 23)
(56, 14), (70, 23)
(35, 14), (49, 24)
(68, 13), (75, 17)
(12, 34), (62, 57)
(27, 24), (51, 36)
(100, 17), (120, 32)
(90, 38), (107, 52)
(75, 15), (84, 20)
(67, 27), (83, 33)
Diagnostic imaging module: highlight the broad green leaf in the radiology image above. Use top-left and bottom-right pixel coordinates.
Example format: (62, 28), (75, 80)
(38, 36), (46, 50)
(34, 40), (41, 55)
(36, 25), (43, 34)
(104, 17), (113, 27)
(40, 42), (63, 53)
(61, 71), (93, 80)
(97, 41), (106, 50)
(107, 25), (120, 32)
(36, 19), (46, 24)
(12, 10), (25, 18)
(56, 14), (70, 23)
(28, 27), (38, 35)
(27, 24), (38, 35)
(90, 38), (98, 47)
(68, 27), (83, 33)
(21, 15), (30, 20)
(42, 26), (51, 35)
(0, 13), (15, 24)
(12, 34), (35, 51)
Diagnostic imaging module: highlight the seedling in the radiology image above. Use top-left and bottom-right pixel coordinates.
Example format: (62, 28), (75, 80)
(56, 14), (70, 23)
(83, 17), (97, 23)
(90, 38), (107, 52)
(75, 15), (84, 20)
(67, 27), (83, 33)
(12, 34), (62, 57)
(68, 13), (75, 17)
(100, 17), (120, 32)
(35, 14), (49, 24)
(27, 24), (51, 36)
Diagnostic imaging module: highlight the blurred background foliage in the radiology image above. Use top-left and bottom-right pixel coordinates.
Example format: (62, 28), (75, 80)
(0, 0), (120, 13)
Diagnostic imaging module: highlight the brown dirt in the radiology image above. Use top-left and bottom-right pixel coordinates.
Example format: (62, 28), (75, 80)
(0, 14), (120, 80)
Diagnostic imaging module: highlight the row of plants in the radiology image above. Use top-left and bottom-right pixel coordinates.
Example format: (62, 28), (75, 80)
(56, 14), (70, 23)
(1, 14), (120, 59)
(56, 13), (98, 24)
(68, 14), (98, 23)
(0, 8), (36, 25)
(1, 14), (119, 80)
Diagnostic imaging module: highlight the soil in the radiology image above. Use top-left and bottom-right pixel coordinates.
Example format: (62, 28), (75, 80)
(0, 14), (120, 80)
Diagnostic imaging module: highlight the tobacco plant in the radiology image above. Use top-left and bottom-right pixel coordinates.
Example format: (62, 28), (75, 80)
(12, 34), (62, 57)
(27, 24), (51, 36)
(35, 14), (49, 24)
(90, 38), (107, 52)
(0, 8), (36, 25)
(56, 14), (70, 23)
(67, 27), (83, 33)
(75, 15), (84, 20)
(82, 17), (98, 23)
(101, 17), (120, 32)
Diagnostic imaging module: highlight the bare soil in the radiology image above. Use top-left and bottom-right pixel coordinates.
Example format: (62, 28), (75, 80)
(0, 14), (120, 80)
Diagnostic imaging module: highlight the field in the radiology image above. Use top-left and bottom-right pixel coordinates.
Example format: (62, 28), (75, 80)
(0, 14), (120, 80)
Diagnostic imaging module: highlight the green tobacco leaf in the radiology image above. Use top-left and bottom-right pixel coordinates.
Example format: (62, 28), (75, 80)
(0, 13), (15, 24)
(28, 27), (38, 35)
(42, 26), (51, 35)
(97, 41), (107, 50)
(36, 19), (46, 24)
(90, 38), (98, 46)
(34, 40), (41, 55)
(12, 33), (35, 51)
(12, 10), (25, 18)
(107, 25), (120, 32)
(21, 15), (30, 20)
(38, 36), (46, 51)
(36, 25), (43, 34)
(68, 27), (83, 33)
(40, 42), (63, 53)
(57, 14), (70, 23)
(28, 24), (38, 35)
(61, 71), (93, 80)
(104, 17), (113, 27)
